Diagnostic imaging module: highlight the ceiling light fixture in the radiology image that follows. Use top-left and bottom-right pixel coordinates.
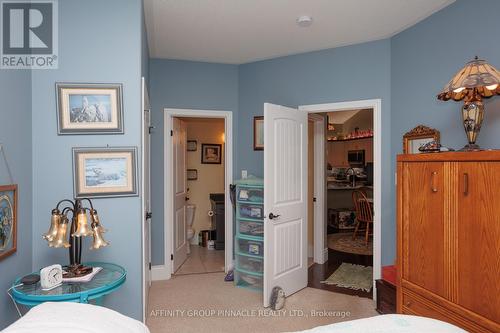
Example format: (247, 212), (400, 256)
(296, 15), (313, 27)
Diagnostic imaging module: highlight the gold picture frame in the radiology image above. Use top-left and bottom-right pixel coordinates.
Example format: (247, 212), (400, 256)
(0, 184), (17, 261)
(403, 125), (440, 154)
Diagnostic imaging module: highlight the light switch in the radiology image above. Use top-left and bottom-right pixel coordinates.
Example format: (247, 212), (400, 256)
(242, 170), (248, 179)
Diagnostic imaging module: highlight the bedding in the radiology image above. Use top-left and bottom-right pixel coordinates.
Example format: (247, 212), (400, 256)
(296, 314), (467, 333)
(3, 302), (149, 333)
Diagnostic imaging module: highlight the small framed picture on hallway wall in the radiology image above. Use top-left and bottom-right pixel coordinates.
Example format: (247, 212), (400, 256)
(201, 144), (222, 164)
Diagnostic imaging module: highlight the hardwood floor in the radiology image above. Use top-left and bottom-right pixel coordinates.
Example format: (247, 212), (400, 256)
(308, 248), (373, 299)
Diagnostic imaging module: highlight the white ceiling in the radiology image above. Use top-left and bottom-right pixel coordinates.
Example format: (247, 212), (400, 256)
(144, 0), (454, 64)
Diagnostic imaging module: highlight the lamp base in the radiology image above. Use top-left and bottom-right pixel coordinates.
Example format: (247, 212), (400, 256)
(459, 143), (482, 152)
(63, 264), (93, 278)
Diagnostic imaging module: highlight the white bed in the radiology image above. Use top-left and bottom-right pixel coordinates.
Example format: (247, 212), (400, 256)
(297, 314), (467, 333)
(3, 302), (149, 333)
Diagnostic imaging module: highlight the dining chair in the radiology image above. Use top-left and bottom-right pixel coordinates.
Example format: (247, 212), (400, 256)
(352, 190), (373, 246)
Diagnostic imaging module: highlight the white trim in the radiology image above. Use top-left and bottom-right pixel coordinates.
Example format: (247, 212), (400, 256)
(299, 99), (383, 302)
(307, 113), (327, 265)
(163, 108), (234, 280)
(151, 265), (169, 281)
(140, 77), (150, 323)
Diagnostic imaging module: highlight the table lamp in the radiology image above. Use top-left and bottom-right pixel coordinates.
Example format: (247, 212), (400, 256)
(437, 56), (500, 151)
(42, 198), (109, 277)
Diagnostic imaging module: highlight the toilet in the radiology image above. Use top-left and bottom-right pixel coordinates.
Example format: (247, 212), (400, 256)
(186, 204), (196, 254)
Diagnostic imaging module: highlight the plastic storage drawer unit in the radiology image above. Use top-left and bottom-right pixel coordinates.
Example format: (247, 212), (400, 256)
(235, 269), (263, 290)
(237, 186), (264, 203)
(238, 204), (264, 220)
(236, 255), (264, 273)
(237, 236), (264, 257)
(238, 220), (264, 237)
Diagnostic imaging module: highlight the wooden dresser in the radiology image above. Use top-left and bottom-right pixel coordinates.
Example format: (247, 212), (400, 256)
(397, 151), (500, 333)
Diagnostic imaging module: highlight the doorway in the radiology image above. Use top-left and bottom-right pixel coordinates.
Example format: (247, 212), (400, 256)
(174, 117), (226, 275)
(299, 99), (382, 301)
(163, 109), (233, 281)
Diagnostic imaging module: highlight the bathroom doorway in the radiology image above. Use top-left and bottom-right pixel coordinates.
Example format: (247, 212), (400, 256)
(162, 109), (234, 280)
(174, 117), (226, 275)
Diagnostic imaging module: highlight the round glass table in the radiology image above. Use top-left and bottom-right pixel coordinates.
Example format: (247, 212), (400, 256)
(11, 262), (126, 306)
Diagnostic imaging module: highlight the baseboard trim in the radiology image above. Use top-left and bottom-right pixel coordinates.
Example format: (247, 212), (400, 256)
(322, 247), (328, 263)
(151, 265), (170, 281)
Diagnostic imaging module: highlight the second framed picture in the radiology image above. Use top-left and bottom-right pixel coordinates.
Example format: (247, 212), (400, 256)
(73, 147), (138, 198)
(56, 83), (124, 135)
(201, 144), (222, 164)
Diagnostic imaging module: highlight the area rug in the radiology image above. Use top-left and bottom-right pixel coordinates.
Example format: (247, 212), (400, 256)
(321, 263), (373, 292)
(328, 233), (373, 255)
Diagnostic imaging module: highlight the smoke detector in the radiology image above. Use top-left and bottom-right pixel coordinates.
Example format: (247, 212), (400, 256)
(296, 15), (313, 27)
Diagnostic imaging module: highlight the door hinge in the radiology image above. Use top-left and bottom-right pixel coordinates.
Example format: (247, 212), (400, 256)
(170, 130), (173, 136)
(148, 126), (155, 134)
(146, 212), (152, 220)
(149, 262), (151, 270)
(171, 254), (174, 261)
(313, 197), (317, 202)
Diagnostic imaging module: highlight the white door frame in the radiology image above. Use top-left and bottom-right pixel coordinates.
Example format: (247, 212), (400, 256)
(299, 99), (382, 299)
(307, 113), (327, 265)
(140, 77), (151, 322)
(157, 108), (233, 281)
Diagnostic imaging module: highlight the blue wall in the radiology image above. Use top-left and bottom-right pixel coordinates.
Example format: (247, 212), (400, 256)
(238, 40), (394, 265)
(391, 0), (500, 156)
(141, 0), (150, 86)
(0, 70), (32, 329)
(149, 59), (238, 265)
(30, 0), (143, 321)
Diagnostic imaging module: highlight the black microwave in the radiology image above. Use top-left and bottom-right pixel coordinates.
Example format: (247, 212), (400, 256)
(347, 150), (365, 167)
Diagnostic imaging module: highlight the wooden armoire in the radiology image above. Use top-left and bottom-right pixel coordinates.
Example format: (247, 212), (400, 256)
(397, 151), (500, 333)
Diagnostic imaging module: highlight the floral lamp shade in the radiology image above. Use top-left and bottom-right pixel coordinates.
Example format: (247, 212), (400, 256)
(438, 57), (500, 102)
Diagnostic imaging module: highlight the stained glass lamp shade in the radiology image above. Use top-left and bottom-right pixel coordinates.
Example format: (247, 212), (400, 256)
(437, 57), (500, 151)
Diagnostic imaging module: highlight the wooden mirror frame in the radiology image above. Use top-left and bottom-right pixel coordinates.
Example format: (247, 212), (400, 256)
(403, 125), (440, 154)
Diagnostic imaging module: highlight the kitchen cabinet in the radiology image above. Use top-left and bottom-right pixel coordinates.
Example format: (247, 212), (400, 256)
(397, 152), (500, 333)
(327, 138), (373, 167)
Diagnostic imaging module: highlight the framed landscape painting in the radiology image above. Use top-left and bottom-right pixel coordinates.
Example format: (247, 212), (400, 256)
(73, 147), (137, 198)
(0, 185), (17, 261)
(56, 83), (124, 135)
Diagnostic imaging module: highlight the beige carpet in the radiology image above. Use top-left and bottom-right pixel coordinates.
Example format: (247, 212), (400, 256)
(328, 233), (373, 255)
(147, 272), (378, 333)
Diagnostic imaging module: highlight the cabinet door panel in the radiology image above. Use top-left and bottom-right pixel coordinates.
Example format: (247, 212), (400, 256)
(402, 162), (445, 297)
(457, 162), (500, 322)
(328, 141), (346, 167)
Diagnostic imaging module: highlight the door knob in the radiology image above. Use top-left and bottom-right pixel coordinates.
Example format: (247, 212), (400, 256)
(268, 213), (281, 220)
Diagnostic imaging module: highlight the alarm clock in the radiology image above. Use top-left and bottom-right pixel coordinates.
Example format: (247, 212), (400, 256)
(40, 264), (63, 290)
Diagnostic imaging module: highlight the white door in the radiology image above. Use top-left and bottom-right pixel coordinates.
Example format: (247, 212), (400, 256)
(263, 103), (308, 307)
(173, 118), (188, 272)
(142, 78), (152, 321)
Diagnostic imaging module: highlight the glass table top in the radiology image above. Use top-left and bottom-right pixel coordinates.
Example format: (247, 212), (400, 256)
(13, 262), (125, 298)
